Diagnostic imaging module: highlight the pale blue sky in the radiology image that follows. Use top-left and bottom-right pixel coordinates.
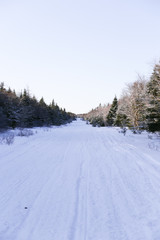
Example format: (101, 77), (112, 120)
(0, 0), (160, 113)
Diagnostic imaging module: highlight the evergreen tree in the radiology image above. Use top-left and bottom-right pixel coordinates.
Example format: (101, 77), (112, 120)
(146, 64), (160, 132)
(0, 82), (5, 91)
(114, 113), (129, 127)
(0, 107), (8, 129)
(106, 96), (118, 126)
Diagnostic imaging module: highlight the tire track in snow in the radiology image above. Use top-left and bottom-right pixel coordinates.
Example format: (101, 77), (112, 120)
(0, 135), (72, 240)
(68, 159), (84, 240)
(98, 129), (160, 239)
(14, 140), (73, 240)
(67, 139), (90, 240)
(86, 133), (129, 240)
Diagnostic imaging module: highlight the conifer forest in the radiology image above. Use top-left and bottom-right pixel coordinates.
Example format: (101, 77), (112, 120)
(0, 83), (75, 130)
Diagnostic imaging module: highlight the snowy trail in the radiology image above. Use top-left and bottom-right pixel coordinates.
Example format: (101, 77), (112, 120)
(0, 119), (160, 240)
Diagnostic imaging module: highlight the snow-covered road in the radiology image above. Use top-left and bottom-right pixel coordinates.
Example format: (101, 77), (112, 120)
(0, 119), (160, 240)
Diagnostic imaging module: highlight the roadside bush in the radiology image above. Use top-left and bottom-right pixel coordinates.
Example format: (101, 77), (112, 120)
(119, 127), (127, 136)
(17, 129), (34, 137)
(148, 142), (160, 151)
(0, 133), (15, 145)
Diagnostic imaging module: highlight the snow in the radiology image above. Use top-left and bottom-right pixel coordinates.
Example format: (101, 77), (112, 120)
(0, 119), (160, 240)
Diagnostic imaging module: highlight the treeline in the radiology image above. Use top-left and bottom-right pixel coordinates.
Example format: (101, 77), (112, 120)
(0, 83), (76, 130)
(83, 63), (160, 133)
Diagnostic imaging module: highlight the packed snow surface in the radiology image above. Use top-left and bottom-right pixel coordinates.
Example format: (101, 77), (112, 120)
(0, 119), (160, 240)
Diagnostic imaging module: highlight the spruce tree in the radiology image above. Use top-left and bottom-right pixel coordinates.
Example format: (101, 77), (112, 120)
(146, 64), (160, 132)
(106, 96), (118, 126)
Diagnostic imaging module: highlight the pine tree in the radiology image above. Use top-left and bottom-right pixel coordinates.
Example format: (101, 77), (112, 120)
(0, 107), (8, 129)
(0, 82), (5, 92)
(146, 64), (160, 132)
(106, 96), (118, 126)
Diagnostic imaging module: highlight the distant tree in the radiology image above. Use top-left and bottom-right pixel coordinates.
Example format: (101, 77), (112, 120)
(0, 107), (8, 129)
(0, 82), (5, 91)
(39, 97), (46, 107)
(106, 96), (118, 126)
(146, 64), (160, 132)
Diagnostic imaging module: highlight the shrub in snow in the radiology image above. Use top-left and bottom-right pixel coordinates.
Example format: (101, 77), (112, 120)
(5, 134), (15, 145)
(17, 129), (34, 137)
(148, 132), (160, 140)
(148, 134), (153, 139)
(148, 142), (160, 151)
(119, 127), (127, 136)
(43, 128), (51, 132)
(156, 132), (160, 138)
(148, 132), (160, 151)
(0, 133), (15, 145)
(130, 127), (142, 134)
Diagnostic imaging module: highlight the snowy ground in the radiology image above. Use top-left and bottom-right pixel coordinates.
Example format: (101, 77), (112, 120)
(0, 119), (160, 240)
